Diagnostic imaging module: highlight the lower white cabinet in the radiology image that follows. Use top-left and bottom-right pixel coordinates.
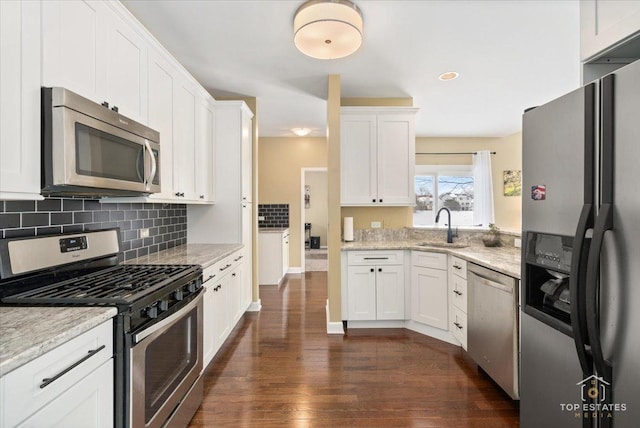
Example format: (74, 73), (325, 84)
(344, 251), (405, 321)
(0, 319), (114, 428)
(258, 229), (289, 285)
(202, 250), (247, 368)
(449, 256), (468, 349)
(411, 251), (448, 330)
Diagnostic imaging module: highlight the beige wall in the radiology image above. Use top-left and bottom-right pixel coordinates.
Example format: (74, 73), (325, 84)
(258, 137), (327, 268)
(327, 75), (342, 324)
(305, 170), (328, 247)
(341, 206), (413, 230)
(416, 132), (522, 232)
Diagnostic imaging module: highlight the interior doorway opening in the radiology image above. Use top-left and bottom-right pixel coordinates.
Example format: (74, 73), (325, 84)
(301, 168), (328, 272)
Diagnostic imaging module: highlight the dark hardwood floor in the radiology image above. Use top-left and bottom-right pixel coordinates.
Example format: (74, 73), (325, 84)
(189, 271), (519, 427)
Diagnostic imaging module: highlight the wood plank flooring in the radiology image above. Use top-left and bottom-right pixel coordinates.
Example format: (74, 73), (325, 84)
(189, 271), (519, 427)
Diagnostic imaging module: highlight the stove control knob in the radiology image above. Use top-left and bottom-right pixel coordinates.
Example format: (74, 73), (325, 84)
(173, 290), (184, 301)
(158, 300), (169, 312)
(145, 306), (158, 319)
(187, 282), (196, 293)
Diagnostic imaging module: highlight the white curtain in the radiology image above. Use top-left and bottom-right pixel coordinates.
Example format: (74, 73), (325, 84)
(473, 150), (495, 227)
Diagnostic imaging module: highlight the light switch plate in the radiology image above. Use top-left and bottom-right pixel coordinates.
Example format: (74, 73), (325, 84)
(514, 238), (521, 248)
(371, 221), (382, 228)
(140, 228), (150, 238)
(258, 216), (265, 221)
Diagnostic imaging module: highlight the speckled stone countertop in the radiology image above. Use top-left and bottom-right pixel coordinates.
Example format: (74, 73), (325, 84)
(342, 241), (521, 279)
(126, 243), (243, 268)
(0, 307), (117, 376)
(258, 228), (289, 234)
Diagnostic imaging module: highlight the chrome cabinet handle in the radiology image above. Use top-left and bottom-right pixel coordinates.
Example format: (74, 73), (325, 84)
(453, 322), (463, 330)
(233, 255), (244, 262)
(40, 345), (106, 389)
(453, 265), (462, 270)
(219, 264), (232, 271)
(453, 290), (463, 296)
(143, 140), (157, 191)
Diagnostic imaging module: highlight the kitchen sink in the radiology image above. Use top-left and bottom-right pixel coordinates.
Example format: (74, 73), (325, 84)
(416, 242), (469, 249)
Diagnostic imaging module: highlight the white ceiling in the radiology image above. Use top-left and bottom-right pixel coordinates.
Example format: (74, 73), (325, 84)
(121, 0), (581, 138)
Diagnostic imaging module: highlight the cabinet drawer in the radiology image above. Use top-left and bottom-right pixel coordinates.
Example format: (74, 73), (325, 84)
(1, 319), (113, 428)
(411, 251), (447, 270)
(347, 250), (404, 266)
(449, 256), (467, 279)
(451, 274), (467, 313)
(451, 305), (467, 350)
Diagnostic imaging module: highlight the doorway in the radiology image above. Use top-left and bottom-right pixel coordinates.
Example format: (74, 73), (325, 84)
(301, 168), (328, 272)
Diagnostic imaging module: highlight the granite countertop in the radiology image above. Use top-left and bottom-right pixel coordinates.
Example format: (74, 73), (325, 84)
(342, 241), (521, 278)
(258, 227), (289, 234)
(0, 307), (117, 377)
(126, 243), (243, 268)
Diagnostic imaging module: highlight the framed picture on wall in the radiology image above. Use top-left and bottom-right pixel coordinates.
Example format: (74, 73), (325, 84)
(503, 170), (522, 196)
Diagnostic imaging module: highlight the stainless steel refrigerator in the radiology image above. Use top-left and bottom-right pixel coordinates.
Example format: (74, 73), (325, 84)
(521, 59), (640, 428)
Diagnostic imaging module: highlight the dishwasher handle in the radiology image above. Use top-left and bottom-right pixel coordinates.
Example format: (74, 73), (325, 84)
(469, 271), (513, 294)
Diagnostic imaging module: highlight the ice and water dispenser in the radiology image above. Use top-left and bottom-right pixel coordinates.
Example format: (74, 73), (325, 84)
(523, 232), (576, 334)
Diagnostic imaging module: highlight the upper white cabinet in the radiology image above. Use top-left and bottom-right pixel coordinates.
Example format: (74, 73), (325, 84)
(581, 0), (640, 61)
(0, 1), (42, 200)
(341, 107), (418, 206)
(174, 80), (199, 201)
(42, 1), (147, 123)
(196, 97), (215, 203)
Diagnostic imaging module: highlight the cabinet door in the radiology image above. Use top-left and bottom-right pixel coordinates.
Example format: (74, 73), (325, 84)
(376, 114), (415, 205)
(346, 266), (377, 320)
(174, 80), (198, 200)
(202, 282), (216, 367)
(241, 111), (253, 203)
(282, 232), (290, 277)
(376, 264), (405, 320)
(147, 49), (177, 200)
(411, 266), (448, 329)
(0, 1), (41, 200)
(196, 98), (215, 202)
(581, 0), (640, 61)
(212, 275), (230, 354)
(41, 0), (109, 104)
(229, 267), (242, 325)
(340, 115), (377, 205)
(451, 274), (467, 313)
(18, 360), (113, 428)
(105, 10), (147, 123)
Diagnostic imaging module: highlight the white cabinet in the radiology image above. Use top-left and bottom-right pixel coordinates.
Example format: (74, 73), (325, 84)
(0, 1), (43, 200)
(42, 1), (147, 123)
(581, 0), (640, 61)
(340, 107), (418, 206)
(202, 250), (246, 368)
(196, 97), (215, 203)
(0, 319), (113, 428)
(344, 251), (405, 321)
(174, 80), (199, 201)
(449, 256), (468, 349)
(411, 251), (448, 330)
(258, 229), (290, 285)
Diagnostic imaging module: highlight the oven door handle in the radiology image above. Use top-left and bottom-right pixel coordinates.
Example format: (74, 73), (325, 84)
(134, 294), (201, 344)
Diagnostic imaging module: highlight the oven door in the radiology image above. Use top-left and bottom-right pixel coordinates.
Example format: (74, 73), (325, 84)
(130, 294), (203, 428)
(50, 106), (160, 194)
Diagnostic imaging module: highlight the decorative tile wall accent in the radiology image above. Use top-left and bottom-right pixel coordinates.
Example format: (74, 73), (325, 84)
(0, 198), (187, 262)
(258, 204), (289, 228)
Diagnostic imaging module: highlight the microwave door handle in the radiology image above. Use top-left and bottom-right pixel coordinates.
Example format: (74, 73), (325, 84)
(144, 140), (157, 191)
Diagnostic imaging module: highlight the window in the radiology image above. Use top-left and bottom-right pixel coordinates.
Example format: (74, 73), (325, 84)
(414, 165), (476, 227)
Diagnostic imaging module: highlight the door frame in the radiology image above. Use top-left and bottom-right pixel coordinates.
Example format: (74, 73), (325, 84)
(301, 167), (328, 272)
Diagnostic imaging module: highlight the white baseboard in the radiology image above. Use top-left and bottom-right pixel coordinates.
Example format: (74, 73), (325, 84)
(247, 299), (262, 312)
(287, 267), (302, 274)
(326, 300), (345, 335)
(346, 320), (405, 329)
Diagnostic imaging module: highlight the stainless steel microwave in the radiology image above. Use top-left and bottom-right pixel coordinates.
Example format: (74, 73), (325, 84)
(41, 87), (160, 196)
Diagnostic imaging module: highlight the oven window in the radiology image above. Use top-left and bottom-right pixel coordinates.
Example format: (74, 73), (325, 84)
(144, 309), (198, 423)
(75, 123), (145, 183)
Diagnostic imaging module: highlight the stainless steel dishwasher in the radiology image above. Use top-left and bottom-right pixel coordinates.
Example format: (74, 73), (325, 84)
(467, 262), (519, 399)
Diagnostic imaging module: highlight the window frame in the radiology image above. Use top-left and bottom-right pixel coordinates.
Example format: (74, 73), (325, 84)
(414, 164), (478, 228)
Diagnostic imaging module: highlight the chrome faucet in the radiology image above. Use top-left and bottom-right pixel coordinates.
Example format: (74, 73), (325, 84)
(435, 207), (454, 243)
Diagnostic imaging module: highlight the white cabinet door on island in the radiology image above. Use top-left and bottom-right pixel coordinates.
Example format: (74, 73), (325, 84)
(259, 229), (290, 285)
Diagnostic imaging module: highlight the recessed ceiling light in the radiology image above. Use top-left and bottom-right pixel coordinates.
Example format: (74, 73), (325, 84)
(438, 71), (459, 81)
(292, 127), (312, 136)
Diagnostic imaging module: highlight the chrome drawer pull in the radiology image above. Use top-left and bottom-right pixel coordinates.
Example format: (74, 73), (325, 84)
(40, 344), (106, 389)
(453, 290), (463, 296)
(363, 257), (389, 260)
(454, 322), (463, 330)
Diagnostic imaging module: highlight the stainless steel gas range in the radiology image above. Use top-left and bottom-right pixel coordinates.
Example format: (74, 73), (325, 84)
(0, 229), (204, 428)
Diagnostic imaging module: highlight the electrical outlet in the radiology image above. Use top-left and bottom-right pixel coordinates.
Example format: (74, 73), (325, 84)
(371, 221), (382, 228)
(258, 216), (265, 221)
(140, 228), (150, 238)
(514, 238), (522, 248)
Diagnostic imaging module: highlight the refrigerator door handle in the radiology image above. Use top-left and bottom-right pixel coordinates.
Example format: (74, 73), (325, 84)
(569, 204), (593, 375)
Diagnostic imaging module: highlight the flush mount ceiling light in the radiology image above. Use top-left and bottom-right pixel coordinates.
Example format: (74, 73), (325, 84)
(293, 0), (363, 60)
(292, 127), (312, 136)
(439, 71), (459, 81)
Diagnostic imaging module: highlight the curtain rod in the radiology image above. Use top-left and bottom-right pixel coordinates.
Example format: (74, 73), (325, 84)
(415, 151), (497, 155)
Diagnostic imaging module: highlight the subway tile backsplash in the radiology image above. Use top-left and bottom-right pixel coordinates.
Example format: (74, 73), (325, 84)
(258, 204), (289, 228)
(0, 198), (187, 262)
